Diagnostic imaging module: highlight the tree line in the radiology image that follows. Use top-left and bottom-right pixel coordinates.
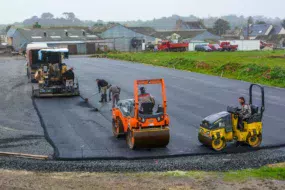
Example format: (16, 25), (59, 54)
(4, 12), (285, 36)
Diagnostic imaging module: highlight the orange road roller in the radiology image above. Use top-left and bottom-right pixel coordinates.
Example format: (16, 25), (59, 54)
(112, 79), (170, 149)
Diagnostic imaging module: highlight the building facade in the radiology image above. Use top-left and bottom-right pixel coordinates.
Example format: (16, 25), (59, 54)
(6, 27), (103, 54)
(100, 25), (157, 52)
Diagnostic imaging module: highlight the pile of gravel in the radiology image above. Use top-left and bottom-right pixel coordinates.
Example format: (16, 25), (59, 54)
(0, 147), (284, 172)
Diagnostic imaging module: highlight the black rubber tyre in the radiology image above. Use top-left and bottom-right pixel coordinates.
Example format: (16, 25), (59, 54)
(112, 118), (123, 138)
(247, 134), (262, 148)
(211, 138), (226, 151)
(126, 129), (135, 150)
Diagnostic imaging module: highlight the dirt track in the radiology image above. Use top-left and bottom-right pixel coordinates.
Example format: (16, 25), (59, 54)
(0, 169), (284, 190)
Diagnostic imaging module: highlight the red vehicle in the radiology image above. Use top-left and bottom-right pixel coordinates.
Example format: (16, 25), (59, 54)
(260, 41), (273, 49)
(158, 41), (189, 52)
(208, 44), (222, 51)
(220, 42), (238, 51)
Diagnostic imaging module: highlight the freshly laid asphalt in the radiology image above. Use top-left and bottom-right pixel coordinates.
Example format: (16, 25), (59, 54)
(32, 56), (285, 159)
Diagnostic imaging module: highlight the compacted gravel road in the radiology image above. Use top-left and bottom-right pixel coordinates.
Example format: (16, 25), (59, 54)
(0, 57), (53, 156)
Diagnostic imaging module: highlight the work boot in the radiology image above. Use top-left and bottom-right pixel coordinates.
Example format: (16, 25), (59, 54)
(99, 94), (104, 103)
(103, 94), (107, 103)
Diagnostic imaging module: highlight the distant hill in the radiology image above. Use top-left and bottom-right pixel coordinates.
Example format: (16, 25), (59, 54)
(123, 15), (283, 30)
(6, 13), (284, 31)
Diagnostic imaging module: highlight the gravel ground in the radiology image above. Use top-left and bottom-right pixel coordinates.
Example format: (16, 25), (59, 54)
(0, 147), (284, 172)
(0, 57), (53, 156)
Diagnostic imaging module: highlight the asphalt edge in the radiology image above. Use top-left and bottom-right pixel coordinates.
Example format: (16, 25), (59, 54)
(53, 143), (285, 161)
(32, 97), (59, 158)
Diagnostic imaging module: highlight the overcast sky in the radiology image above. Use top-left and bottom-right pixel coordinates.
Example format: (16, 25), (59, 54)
(0, 0), (284, 24)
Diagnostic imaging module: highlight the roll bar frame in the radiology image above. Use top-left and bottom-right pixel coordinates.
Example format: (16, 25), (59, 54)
(134, 79), (167, 119)
(249, 84), (265, 118)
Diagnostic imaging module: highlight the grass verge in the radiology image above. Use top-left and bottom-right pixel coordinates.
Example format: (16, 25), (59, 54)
(99, 51), (285, 88)
(162, 163), (285, 181)
(0, 163), (284, 189)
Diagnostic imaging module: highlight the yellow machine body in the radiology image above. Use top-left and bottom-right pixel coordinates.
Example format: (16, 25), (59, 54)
(32, 49), (79, 97)
(198, 84), (265, 151)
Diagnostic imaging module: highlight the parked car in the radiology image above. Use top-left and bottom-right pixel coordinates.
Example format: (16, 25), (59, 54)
(208, 44), (222, 51)
(195, 45), (212, 52)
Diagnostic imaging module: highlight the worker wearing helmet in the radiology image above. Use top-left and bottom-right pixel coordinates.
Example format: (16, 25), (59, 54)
(138, 87), (155, 113)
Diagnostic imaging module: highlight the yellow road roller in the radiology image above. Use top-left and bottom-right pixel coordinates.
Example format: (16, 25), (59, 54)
(198, 84), (265, 151)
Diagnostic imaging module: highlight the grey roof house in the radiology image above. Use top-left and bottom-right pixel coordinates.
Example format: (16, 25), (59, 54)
(270, 25), (285, 35)
(153, 30), (221, 42)
(175, 20), (206, 31)
(243, 24), (273, 39)
(7, 27), (100, 54)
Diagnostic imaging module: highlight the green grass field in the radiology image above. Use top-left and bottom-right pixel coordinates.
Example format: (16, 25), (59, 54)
(103, 51), (285, 88)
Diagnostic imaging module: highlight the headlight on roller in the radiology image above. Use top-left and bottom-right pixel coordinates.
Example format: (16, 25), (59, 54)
(157, 117), (161, 122)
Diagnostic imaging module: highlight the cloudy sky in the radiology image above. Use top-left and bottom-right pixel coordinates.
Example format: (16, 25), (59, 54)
(0, 0), (284, 24)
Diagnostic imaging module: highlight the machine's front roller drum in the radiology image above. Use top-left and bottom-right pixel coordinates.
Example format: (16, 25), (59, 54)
(127, 128), (170, 149)
(198, 133), (211, 146)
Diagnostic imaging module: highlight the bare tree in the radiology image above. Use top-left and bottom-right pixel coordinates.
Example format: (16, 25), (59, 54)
(62, 12), (76, 20)
(41, 13), (54, 20)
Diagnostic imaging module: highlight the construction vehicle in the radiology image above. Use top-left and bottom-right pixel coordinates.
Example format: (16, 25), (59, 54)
(260, 41), (274, 50)
(112, 79), (170, 149)
(26, 43), (48, 82)
(208, 44), (222, 51)
(32, 48), (80, 97)
(158, 40), (188, 52)
(220, 42), (238, 51)
(198, 84), (265, 151)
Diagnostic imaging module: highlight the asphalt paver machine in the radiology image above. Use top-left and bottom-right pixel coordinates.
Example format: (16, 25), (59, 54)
(32, 48), (80, 97)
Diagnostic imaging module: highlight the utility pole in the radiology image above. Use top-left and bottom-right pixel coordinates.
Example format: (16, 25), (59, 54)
(247, 20), (250, 40)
